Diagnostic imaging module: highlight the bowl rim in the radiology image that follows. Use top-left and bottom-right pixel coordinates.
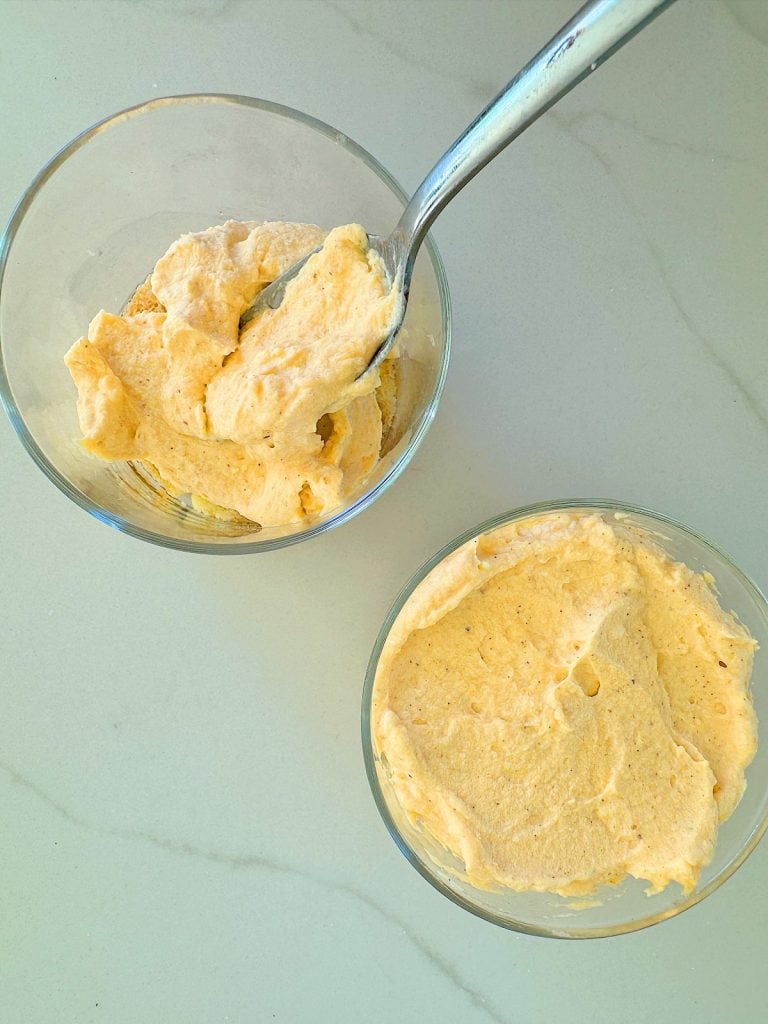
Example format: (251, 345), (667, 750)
(0, 93), (451, 553)
(361, 498), (768, 939)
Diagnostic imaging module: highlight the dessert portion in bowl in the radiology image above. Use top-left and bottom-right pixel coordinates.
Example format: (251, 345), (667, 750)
(370, 508), (759, 904)
(0, 96), (451, 550)
(65, 220), (403, 527)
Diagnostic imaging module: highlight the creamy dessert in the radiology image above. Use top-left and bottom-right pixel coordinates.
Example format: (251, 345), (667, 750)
(372, 511), (758, 897)
(65, 221), (402, 526)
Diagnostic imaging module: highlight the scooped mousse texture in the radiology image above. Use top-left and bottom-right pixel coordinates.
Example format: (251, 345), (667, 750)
(66, 221), (402, 525)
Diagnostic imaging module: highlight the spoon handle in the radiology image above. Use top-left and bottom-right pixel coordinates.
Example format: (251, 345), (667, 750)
(391, 0), (675, 282)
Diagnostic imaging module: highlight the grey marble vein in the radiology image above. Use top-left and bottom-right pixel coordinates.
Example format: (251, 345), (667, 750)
(720, 0), (768, 49)
(132, 0), (247, 18)
(0, 760), (508, 1024)
(324, 0), (496, 102)
(556, 107), (768, 181)
(550, 109), (768, 438)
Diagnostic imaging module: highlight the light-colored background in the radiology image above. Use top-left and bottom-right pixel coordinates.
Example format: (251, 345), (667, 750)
(2, 1), (767, 1021)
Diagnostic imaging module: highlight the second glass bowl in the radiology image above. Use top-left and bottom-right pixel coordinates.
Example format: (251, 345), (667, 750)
(362, 500), (768, 938)
(0, 94), (450, 552)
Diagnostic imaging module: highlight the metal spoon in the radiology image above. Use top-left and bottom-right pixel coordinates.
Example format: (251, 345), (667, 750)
(240, 0), (675, 376)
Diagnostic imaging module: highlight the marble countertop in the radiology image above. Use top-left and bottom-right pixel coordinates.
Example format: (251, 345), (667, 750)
(2, 1), (767, 1021)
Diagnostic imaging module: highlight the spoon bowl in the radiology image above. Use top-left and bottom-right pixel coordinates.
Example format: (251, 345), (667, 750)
(238, 232), (402, 379)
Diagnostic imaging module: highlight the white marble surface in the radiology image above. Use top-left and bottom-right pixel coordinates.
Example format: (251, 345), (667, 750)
(2, 1), (768, 1020)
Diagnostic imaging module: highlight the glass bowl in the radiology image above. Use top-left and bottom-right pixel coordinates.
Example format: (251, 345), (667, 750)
(0, 94), (450, 552)
(362, 500), (768, 938)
